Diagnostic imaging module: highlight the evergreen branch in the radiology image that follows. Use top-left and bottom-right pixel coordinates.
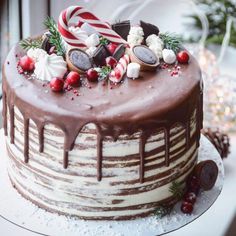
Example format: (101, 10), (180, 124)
(154, 204), (173, 218)
(169, 181), (185, 200)
(159, 32), (182, 53)
(20, 38), (42, 50)
(99, 37), (109, 45)
(99, 66), (112, 79)
(44, 16), (65, 56)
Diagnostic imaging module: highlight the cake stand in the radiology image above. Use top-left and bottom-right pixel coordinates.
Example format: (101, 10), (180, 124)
(0, 130), (224, 236)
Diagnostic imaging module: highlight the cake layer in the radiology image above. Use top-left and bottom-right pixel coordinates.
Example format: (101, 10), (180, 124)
(6, 106), (198, 220)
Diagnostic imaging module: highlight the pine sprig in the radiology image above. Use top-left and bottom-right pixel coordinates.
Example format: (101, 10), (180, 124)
(169, 181), (185, 200)
(159, 32), (182, 53)
(154, 204), (173, 218)
(20, 38), (43, 50)
(99, 37), (109, 45)
(44, 17), (65, 56)
(99, 66), (112, 79)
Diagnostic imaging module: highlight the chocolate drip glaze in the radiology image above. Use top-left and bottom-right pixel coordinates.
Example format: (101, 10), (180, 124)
(2, 43), (203, 184)
(9, 106), (14, 144)
(24, 118), (29, 163)
(37, 124), (44, 153)
(96, 128), (103, 181)
(139, 132), (147, 183)
(2, 91), (7, 136)
(164, 129), (170, 167)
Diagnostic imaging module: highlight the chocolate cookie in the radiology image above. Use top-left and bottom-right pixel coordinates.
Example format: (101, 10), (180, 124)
(193, 160), (218, 191)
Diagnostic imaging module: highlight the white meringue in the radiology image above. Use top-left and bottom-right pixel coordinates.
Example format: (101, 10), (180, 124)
(85, 34), (100, 48)
(162, 49), (176, 64)
(86, 46), (97, 57)
(27, 48), (47, 62)
(34, 54), (67, 82)
(149, 44), (163, 58)
(127, 26), (144, 47)
(127, 62), (141, 79)
(146, 34), (164, 49)
(69, 26), (88, 41)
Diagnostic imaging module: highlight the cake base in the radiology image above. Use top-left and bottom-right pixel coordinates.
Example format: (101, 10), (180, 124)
(0, 130), (224, 236)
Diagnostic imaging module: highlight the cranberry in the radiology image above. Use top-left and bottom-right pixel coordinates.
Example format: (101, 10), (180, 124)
(86, 69), (99, 82)
(177, 51), (190, 64)
(50, 77), (64, 92)
(181, 201), (194, 214)
(65, 71), (80, 87)
(19, 56), (35, 72)
(184, 192), (197, 204)
(105, 56), (117, 68)
(106, 43), (118, 55)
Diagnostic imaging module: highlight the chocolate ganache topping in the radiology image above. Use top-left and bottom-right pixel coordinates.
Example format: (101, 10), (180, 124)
(2, 42), (203, 182)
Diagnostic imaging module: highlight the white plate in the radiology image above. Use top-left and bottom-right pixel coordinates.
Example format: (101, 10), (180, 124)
(0, 130), (224, 236)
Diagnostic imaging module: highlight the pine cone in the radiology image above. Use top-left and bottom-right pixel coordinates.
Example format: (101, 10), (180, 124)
(201, 128), (230, 159)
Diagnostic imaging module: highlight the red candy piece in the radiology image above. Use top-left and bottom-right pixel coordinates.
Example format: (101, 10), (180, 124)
(177, 51), (189, 64)
(105, 56), (117, 68)
(86, 69), (99, 82)
(107, 43), (118, 55)
(184, 192), (197, 204)
(50, 77), (64, 92)
(66, 71), (80, 87)
(181, 201), (194, 214)
(19, 56), (35, 72)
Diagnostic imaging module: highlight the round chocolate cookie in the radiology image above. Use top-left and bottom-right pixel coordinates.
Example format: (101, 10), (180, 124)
(133, 45), (157, 65)
(66, 49), (93, 73)
(194, 160), (218, 191)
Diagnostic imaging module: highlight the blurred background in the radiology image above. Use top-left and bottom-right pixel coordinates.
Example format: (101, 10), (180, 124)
(0, 0), (236, 235)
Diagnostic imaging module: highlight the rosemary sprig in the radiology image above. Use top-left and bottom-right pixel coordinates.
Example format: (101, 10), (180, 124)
(169, 181), (185, 200)
(159, 32), (182, 53)
(154, 204), (173, 218)
(99, 66), (112, 79)
(20, 38), (43, 50)
(44, 16), (65, 56)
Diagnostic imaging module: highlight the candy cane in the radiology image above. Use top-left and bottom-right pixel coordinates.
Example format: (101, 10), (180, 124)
(58, 5), (127, 48)
(109, 54), (130, 83)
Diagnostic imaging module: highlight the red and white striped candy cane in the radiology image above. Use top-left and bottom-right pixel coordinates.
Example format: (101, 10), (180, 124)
(58, 5), (127, 48)
(109, 54), (130, 83)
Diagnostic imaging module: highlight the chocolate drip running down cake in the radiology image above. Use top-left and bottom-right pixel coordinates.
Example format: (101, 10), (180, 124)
(2, 5), (203, 220)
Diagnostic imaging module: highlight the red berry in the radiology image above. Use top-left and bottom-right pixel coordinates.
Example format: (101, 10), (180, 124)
(66, 71), (80, 87)
(187, 175), (200, 195)
(19, 56), (35, 72)
(184, 192), (197, 204)
(105, 56), (117, 68)
(181, 201), (194, 214)
(86, 69), (99, 82)
(50, 77), (64, 92)
(106, 43), (118, 55)
(177, 51), (190, 64)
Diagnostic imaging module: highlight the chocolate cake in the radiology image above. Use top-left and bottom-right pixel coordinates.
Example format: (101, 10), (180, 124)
(2, 5), (203, 220)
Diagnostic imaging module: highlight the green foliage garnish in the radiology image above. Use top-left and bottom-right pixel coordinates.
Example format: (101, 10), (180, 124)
(154, 204), (173, 218)
(44, 16), (65, 56)
(99, 37), (109, 45)
(20, 38), (43, 50)
(159, 32), (182, 53)
(169, 181), (185, 200)
(100, 66), (112, 79)
(186, 0), (236, 47)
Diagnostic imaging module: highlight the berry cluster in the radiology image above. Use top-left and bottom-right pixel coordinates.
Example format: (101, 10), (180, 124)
(180, 175), (200, 214)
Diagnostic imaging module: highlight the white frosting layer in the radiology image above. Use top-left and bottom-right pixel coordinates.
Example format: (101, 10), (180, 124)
(6, 107), (198, 219)
(27, 48), (47, 62)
